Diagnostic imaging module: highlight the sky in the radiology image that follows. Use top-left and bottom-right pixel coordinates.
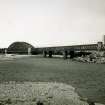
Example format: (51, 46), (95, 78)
(0, 0), (105, 48)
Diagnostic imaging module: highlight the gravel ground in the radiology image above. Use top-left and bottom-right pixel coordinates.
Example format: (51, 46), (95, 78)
(0, 82), (103, 105)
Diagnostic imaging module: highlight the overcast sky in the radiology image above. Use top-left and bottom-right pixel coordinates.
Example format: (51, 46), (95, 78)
(0, 0), (105, 48)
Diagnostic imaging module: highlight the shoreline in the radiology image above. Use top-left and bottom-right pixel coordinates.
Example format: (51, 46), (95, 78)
(0, 54), (105, 64)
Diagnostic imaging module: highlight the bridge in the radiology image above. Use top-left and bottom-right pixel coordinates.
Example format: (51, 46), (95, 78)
(36, 42), (105, 58)
(0, 41), (104, 59)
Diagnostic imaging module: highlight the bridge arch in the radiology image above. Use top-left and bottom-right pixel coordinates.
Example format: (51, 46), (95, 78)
(7, 42), (35, 54)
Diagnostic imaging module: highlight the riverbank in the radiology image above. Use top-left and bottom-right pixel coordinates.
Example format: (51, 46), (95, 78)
(0, 54), (105, 104)
(1, 54), (105, 64)
(0, 54), (35, 61)
(73, 56), (105, 64)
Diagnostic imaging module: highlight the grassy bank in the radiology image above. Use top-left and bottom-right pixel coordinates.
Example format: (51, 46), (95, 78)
(0, 55), (105, 104)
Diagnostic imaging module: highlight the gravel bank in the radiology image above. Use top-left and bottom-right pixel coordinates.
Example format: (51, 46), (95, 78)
(0, 82), (103, 105)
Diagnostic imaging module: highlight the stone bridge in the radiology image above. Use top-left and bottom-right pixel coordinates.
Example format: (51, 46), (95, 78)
(37, 42), (105, 58)
(1, 41), (105, 59)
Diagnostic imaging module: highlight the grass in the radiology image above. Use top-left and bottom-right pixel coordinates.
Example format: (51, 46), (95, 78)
(0, 56), (105, 104)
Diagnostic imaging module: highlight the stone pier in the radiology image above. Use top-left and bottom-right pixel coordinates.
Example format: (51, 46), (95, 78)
(97, 42), (103, 51)
(28, 47), (31, 55)
(63, 51), (68, 59)
(5, 49), (7, 55)
(48, 51), (53, 58)
(69, 51), (75, 59)
(43, 51), (47, 57)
